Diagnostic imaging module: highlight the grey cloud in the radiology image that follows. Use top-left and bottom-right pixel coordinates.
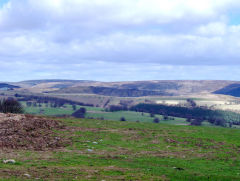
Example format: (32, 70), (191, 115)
(0, 0), (240, 81)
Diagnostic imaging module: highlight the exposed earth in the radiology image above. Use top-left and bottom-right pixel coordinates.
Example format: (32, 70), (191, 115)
(0, 113), (68, 151)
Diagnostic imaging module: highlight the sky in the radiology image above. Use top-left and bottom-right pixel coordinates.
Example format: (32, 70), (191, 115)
(0, 0), (240, 82)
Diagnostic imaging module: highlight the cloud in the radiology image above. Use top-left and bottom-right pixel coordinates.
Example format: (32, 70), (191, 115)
(0, 0), (240, 81)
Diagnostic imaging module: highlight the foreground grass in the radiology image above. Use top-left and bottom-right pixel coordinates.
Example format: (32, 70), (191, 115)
(1, 118), (240, 180)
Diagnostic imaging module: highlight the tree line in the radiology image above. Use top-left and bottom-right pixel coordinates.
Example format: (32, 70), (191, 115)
(0, 98), (23, 114)
(15, 94), (94, 107)
(130, 103), (240, 127)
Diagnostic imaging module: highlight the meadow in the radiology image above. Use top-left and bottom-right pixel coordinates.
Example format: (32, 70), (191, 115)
(21, 102), (188, 125)
(1, 117), (240, 180)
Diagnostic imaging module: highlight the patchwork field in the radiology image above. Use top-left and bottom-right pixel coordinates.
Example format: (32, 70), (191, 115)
(154, 95), (240, 113)
(21, 102), (187, 125)
(45, 92), (240, 113)
(1, 117), (240, 180)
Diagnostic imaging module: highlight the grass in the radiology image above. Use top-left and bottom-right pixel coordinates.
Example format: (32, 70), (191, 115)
(86, 111), (187, 124)
(21, 102), (187, 125)
(1, 118), (240, 180)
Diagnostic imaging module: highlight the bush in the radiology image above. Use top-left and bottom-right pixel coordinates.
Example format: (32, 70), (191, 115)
(72, 107), (86, 118)
(186, 99), (197, 107)
(150, 113), (155, 117)
(163, 115), (169, 120)
(153, 118), (160, 123)
(72, 104), (77, 111)
(190, 119), (203, 126)
(186, 118), (192, 122)
(0, 99), (24, 114)
(120, 117), (126, 121)
(214, 119), (226, 127)
(108, 105), (128, 112)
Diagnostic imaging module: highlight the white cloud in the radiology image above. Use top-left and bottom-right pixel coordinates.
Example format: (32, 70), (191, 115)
(0, 0), (240, 81)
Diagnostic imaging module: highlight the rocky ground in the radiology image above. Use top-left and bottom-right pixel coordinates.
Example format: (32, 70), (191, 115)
(0, 113), (69, 151)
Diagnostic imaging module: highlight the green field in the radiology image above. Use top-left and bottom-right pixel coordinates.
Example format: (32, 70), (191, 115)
(86, 111), (187, 124)
(21, 102), (78, 115)
(21, 102), (103, 115)
(21, 102), (187, 125)
(1, 118), (240, 180)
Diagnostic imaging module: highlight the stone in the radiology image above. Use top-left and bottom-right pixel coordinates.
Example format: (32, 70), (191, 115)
(3, 159), (16, 164)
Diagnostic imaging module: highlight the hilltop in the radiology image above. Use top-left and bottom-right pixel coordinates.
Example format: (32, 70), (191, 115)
(8, 79), (237, 96)
(1, 114), (240, 180)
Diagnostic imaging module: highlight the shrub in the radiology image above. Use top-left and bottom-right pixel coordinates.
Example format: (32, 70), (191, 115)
(72, 107), (86, 118)
(190, 119), (203, 126)
(72, 104), (77, 111)
(153, 118), (160, 123)
(0, 98), (24, 114)
(120, 117), (126, 121)
(163, 115), (169, 120)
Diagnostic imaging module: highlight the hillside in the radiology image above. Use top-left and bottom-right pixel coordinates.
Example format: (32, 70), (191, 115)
(3, 79), (240, 111)
(1, 115), (240, 180)
(48, 86), (173, 97)
(47, 80), (237, 96)
(0, 83), (20, 90)
(10, 79), (237, 96)
(214, 83), (240, 97)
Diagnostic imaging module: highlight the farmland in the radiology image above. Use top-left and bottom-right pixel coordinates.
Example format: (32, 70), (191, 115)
(21, 102), (188, 125)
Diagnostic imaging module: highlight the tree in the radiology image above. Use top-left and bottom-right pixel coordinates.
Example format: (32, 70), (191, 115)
(153, 118), (160, 123)
(33, 102), (37, 107)
(120, 117), (126, 121)
(150, 113), (155, 117)
(79, 107), (86, 114)
(0, 99), (24, 114)
(163, 115), (169, 120)
(26, 101), (32, 107)
(186, 99), (197, 108)
(214, 119), (226, 127)
(186, 118), (192, 122)
(72, 107), (86, 118)
(190, 119), (203, 126)
(72, 104), (77, 111)
(108, 105), (127, 112)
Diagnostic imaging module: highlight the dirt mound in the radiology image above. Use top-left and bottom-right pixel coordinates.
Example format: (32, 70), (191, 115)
(0, 113), (69, 151)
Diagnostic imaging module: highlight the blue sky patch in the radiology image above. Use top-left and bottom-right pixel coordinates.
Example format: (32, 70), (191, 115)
(0, 0), (9, 8)
(228, 11), (240, 25)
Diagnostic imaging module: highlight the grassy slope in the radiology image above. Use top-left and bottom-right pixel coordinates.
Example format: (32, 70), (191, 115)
(1, 118), (240, 180)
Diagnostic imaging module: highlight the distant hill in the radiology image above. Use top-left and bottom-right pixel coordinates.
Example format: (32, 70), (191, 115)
(214, 84), (240, 97)
(2, 79), (240, 97)
(18, 79), (95, 86)
(47, 80), (236, 97)
(0, 83), (20, 90)
(48, 86), (173, 97)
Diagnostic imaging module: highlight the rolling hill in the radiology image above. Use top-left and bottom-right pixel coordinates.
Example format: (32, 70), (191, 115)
(214, 83), (240, 97)
(11, 79), (237, 96)
(0, 83), (20, 90)
(2, 79), (240, 110)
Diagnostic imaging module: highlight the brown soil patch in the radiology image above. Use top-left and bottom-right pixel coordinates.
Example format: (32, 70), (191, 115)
(0, 113), (69, 151)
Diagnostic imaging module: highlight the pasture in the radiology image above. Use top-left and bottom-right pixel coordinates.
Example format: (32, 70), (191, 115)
(1, 117), (240, 180)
